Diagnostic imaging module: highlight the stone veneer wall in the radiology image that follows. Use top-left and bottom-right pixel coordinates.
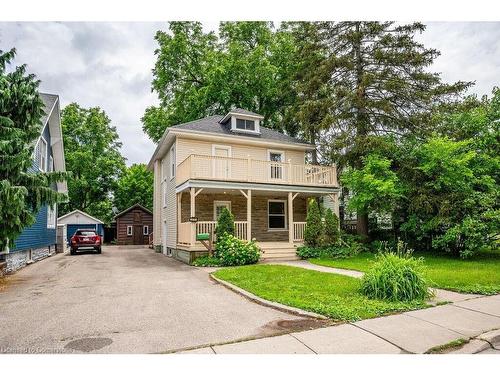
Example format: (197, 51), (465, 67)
(4, 245), (55, 274)
(180, 193), (307, 242)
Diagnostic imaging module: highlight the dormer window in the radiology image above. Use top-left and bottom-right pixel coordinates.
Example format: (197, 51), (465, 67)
(236, 118), (255, 131)
(220, 108), (264, 135)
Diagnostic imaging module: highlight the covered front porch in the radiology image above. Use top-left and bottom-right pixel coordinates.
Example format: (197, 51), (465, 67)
(175, 181), (339, 259)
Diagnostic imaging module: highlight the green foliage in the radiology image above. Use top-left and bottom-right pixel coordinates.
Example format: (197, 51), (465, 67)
(323, 208), (340, 245)
(114, 164), (154, 212)
(215, 233), (260, 266)
(0, 48), (67, 252)
(143, 22), (299, 141)
(60, 103), (126, 224)
(304, 199), (322, 247)
(296, 246), (324, 259)
(192, 255), (221, 267)
(341, 154), (402, 216)
(361, 250), (430, 302)
(215, 207), (234, 240)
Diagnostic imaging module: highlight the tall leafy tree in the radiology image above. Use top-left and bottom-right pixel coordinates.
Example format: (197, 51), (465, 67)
(114, 164), (154, 212)
(60, 103), (126, 223)
(0, 48), (67, 252)
(318, 22), (472, 237)
(142, 21), (298, 142)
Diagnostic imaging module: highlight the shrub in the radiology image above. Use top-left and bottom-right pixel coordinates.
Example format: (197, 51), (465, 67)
(192, 255), (221, 267)
(323, 208), (340, 246)
(215, 233), (260, 266)
(215, 207), (234, 240)
(361, 250), (430, 302)
(296, 246), (324, 259)
(304, 199), (322, 247)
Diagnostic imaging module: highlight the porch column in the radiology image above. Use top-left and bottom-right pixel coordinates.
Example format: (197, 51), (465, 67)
(176, 192), (182, 244)
(288, 192), (294, 244)
(246, 189), (252, 240)
(190, 187), (195, 244)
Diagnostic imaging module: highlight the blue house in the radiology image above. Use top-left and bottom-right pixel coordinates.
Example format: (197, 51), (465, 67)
(3, 93), (67, 273)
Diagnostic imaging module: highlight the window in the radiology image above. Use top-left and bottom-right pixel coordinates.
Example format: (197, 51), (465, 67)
(48, 155), (54, 172)
(47, 204), (56, 228)
(268, 200), (287, 230)
(37, 137), (47, 172)
(170, 145), (176, 179)
(161, 159), (165, 181)
(163, 184), (167, 207)
(127, 225), (133, 236)
(214, 201), (231, 220)
(143, 225), (149, 235)
(268, 150), (285, 179)
(236, 118), (255, 131)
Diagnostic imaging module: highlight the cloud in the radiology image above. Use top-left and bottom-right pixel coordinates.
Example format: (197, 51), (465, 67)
(1, 21), (499, 166)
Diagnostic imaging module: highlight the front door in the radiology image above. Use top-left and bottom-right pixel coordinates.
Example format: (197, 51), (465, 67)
(268, 150), (284, 180)
(133, 225), (143, 245)
(212, 145), (231, 179)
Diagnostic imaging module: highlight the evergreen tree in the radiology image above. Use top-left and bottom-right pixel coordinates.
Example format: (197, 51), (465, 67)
(215, 207), (235, 240)
(0, 48), (67, 252)
(323, 208), (340, 246)
(304, 199), (322, 247)
(318, 22), (471, 238)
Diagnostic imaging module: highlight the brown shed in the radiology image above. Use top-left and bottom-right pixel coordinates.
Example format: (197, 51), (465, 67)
(115, 204), (153, 245)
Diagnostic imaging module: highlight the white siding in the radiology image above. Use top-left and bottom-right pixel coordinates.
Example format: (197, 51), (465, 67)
(160, 138), (178, 251)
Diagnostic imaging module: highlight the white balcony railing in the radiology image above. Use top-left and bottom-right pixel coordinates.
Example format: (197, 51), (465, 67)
(176, 154), (337, 187)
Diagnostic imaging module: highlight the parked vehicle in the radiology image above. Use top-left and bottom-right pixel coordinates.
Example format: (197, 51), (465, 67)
(70, 229), (102, 255)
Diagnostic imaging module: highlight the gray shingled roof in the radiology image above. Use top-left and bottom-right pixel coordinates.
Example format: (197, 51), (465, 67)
(228, 108), (264, 117)
(170, 114), (311, 145)
(40, 93), (58, 126)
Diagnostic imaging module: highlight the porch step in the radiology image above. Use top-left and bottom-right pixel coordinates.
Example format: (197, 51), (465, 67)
(259, 243), (299, 261)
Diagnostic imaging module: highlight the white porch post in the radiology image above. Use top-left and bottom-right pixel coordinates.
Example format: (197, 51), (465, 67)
(288, 192), (293, 244)
(247, 189), (252, 240)
(176, 192), (182, 245)
(190, 187), (195, 245)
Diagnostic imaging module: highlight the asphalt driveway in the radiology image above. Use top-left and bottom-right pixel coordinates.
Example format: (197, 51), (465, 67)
(0, 246), (304, 353)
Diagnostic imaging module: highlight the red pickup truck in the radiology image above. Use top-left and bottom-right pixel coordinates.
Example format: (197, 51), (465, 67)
(70, 229), (102, 255)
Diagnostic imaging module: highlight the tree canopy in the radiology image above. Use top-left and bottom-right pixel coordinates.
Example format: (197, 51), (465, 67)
(114, 164), (154, 212)
(60, 103), (126, 224)
(0, 48), (67, 252)
(142, 21), (299, 142)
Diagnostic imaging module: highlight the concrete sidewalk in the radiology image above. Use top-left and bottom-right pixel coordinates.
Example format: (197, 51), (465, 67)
(178, 294), (500, 354)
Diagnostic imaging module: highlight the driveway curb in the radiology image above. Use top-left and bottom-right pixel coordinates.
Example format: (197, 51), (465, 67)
(209, 273), (328, 320)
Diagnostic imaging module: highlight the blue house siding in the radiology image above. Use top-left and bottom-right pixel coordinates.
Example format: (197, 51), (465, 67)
(12, 123), (56, 253)
(67, 224), (104, 241)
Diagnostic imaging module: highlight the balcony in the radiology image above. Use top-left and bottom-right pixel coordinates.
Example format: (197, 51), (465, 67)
(176, 154), (337, 187)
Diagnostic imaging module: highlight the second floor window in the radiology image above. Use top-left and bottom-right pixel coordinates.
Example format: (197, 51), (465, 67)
(170, 145), (176, 179)
(236, 118), (255, 131)
(36, 137), (48, 172)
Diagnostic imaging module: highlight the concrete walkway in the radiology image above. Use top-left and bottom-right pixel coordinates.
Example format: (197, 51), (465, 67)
(178, 294), (500, 354)
(178, 260), (499, 354)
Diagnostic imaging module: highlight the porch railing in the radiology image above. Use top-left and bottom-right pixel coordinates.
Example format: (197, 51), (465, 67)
(176, 154), (337, 187)
(293, 222), (306, 242)
(178, 221), (248, 246)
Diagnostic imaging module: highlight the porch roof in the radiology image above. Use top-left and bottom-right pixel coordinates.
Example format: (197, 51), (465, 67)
(175, 179), (339, 195)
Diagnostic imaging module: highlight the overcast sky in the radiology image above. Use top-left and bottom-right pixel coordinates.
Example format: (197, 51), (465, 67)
(0, 22), (498, 166)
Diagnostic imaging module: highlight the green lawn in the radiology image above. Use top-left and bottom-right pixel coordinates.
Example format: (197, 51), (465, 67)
(310, 251), (500, 295)
(213, 264), (427, 321)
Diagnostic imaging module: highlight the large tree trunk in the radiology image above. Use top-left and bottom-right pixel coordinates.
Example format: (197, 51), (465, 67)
(356, 211), (369, 240)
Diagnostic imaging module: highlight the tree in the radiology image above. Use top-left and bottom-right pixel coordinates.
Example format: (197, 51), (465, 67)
(316, 22), (471, 238)
(215, 207), (234, 240)
(0, 48), (67, 252)
(304, 199), (322, 247)
(341, 154), (403, 221)
(60, 103), (126, 223)
(323, 208), (340, 246)
(114, 164), (153, 212)
(142, 21), (299, 142)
